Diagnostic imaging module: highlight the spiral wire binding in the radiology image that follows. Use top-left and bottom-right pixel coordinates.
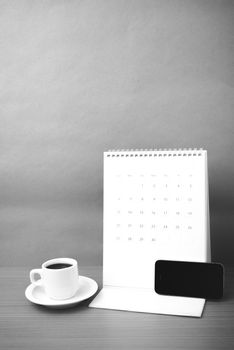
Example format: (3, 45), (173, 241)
(105, 148), (204, 157)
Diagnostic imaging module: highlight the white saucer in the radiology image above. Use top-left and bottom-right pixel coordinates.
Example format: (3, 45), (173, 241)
(25, 276), (98, 308)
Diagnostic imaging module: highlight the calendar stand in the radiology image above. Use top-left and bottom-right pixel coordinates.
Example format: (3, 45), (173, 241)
(89, 149), (210, 317)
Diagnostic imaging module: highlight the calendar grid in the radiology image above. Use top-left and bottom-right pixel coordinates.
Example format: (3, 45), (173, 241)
(103, 149), (209, 290)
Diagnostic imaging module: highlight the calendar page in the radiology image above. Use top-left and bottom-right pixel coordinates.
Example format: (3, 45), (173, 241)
(90, 149), (210, 317)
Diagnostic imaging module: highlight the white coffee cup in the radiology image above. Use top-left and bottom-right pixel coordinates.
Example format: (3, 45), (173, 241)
(30, 257), (79, 300)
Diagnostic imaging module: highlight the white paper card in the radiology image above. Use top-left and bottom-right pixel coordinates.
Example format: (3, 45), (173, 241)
(90, 286), (205, 317)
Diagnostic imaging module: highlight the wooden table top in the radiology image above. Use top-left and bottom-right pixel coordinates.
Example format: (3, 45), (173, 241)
(1, 265), (234, 350)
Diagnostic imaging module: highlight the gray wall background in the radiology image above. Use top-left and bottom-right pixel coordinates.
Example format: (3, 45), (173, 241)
(0, 0), (233, 267)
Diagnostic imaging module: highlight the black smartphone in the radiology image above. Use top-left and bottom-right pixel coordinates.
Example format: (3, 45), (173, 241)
(155, 260), (224, 299)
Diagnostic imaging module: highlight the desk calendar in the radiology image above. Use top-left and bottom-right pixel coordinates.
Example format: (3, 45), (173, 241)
(89, 149), (210, 317)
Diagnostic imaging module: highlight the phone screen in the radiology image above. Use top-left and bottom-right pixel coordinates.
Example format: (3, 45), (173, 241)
(155, 260), (224, 299)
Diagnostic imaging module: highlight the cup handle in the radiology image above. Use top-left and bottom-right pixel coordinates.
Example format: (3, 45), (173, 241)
(30, 269), (43, 286)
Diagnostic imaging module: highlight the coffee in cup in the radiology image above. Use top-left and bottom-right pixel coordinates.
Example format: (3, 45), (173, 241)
(30, 257), (79, 300)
